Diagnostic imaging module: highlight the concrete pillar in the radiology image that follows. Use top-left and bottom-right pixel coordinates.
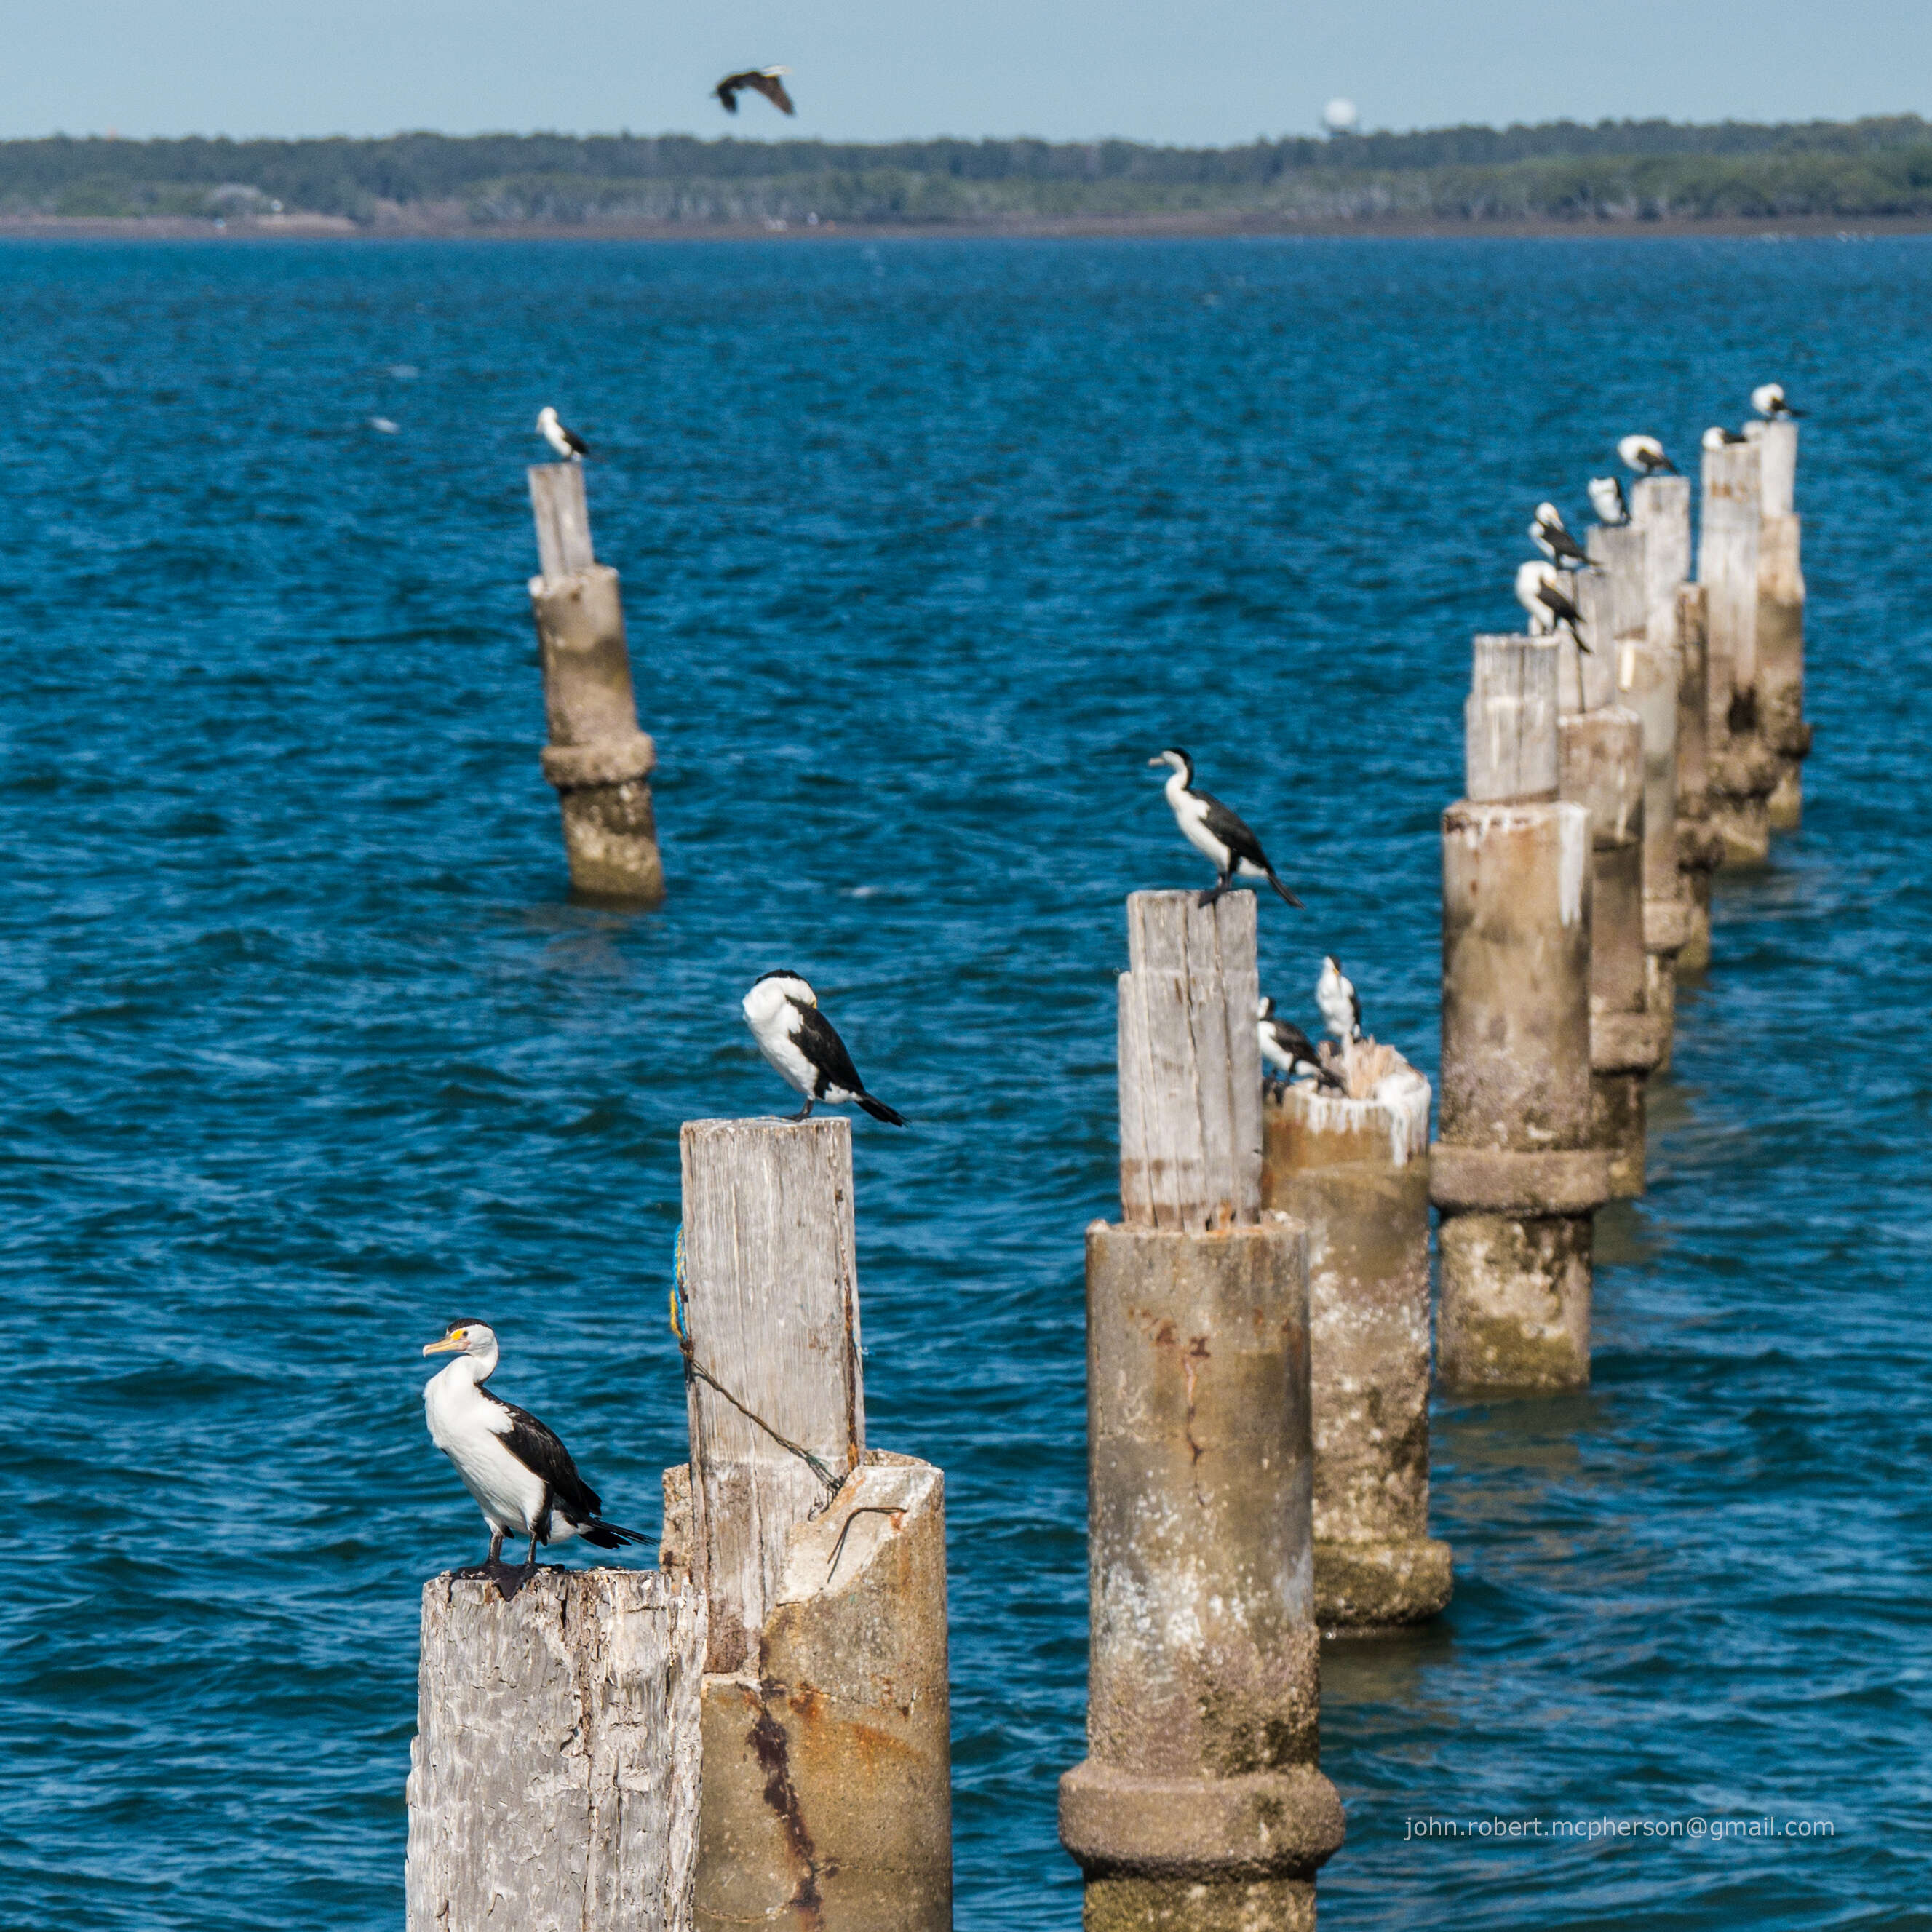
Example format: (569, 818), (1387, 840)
(1618, 635), (1687, 1065)
(406, 1569), (705, 1932)
(1263, 1078), (1451, 1631)
(528, 464), (665, 904)
(1758, 496), (1810, 831)
(672, 1118), (952, 1932)
(1672, 586), (1724, 976)
(1699, 440), (1780, 865)
(1062, 891), (1343, 1928)
(1434, 635), (1610, 1391)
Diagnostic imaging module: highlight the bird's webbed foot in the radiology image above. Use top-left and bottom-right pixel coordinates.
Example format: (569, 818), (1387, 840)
(1197, 880), (1229, 909)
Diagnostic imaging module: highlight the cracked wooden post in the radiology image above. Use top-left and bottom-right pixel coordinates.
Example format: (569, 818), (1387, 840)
(665, 1117), (952, 1932)
(528, 464), (665, 903)
(405, 1569), (705, 1932)
(1699, 440), (1780, 865)
(1263, 1051), (1450, 1632)
(1062, 890), (1344, 1930)
(1671, 584), (1723, 973)
(1433, 636), (1610, 1390)
(1754, 418), (1810, 830)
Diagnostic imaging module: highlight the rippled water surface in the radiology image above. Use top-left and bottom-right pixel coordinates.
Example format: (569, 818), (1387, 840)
(2, 235), (1928, 1930)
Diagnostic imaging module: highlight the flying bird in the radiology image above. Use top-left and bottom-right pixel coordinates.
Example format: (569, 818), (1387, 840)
(1516, 560), (1591, 651)
(1316, 955), (1364, 1043)
(422, 1321), (645, 1599)
(536, 405), (589, 461)
(1148, 749), (1303, 910)
(1752, 382), (1802, 419)
(1587, 475), (1628, 526)
(715, 66), (795, 116)
(742, 971), (905, 1125)
(1701, 424), (1748, 450)
(1617, 434), (1675, 477)
(1530, 501), (1590, 569)
(1257, 996), (1344, 1095)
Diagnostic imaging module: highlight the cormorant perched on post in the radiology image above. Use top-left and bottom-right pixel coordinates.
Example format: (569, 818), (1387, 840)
(715, 67), (795, 116)
(1316, 955), (1364, 1043)
(536, 405), (589, 461)
(1702, 424), (1748, 450)
(1752, 382), (1802, 419)
(1588, 475), (1629, 526)
(1148, 749), (1304, 909)
(422, 1321), (644, 1599)
(1530, 501), (1590, 569)
(1515, 560), (1591, 652)
(742, 971), (906, 1124)
(1618, 434), (1675, 477)
(1257, 995), (1343, 1095)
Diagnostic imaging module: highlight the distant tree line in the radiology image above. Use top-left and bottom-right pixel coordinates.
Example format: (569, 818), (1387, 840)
(3, 117), (1930, 226)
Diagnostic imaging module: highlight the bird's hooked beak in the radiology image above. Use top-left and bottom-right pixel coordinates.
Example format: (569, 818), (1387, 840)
(423, 1329), (467, 1356)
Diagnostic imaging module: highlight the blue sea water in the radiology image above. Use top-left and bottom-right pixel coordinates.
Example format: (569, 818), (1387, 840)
(1, 234), (1928, 1931)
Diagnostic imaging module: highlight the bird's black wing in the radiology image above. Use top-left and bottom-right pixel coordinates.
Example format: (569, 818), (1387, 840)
(715, 76), (744, 112)
(562, 424), (589, 457)
(1349, 983), (1363, 1033)
(753, 73), (797, 114)
(482, 1388), (604, 1521)
(1550, 527), (1589, 563)
(792, 1003), (871, 1100)
(1196, 789), (1274, 872)
(1268, 1018), (1321, 1065)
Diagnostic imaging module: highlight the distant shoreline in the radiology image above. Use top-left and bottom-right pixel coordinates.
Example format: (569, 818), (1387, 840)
(4, 211), (1932, 244)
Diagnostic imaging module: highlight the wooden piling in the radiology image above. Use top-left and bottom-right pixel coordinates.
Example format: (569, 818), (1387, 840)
(1062, 890), (1344, 1928)
(405, 1568), (705, 1932)
(527, 464), (665, 903)
(672, 1118), (952, 1932)
(1433, 636), (1609, 1390)
(1755, 419), (1810, 829)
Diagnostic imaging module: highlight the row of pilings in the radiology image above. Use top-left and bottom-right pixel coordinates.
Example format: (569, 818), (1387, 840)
(399, 426), (1806, 1926)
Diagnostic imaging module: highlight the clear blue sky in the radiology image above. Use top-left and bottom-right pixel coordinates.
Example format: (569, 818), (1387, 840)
(14, 0), (1931, 144)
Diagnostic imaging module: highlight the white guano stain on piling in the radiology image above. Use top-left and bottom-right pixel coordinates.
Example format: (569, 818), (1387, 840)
(1557, 804), (1589, 928)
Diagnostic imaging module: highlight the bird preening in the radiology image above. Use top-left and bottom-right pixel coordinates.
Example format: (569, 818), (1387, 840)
(1530, 501), (1590, 570)
(1257, 995), (1343, 1097)
(1515, 560), (1591, 651)
(1149, 749), (1303, 910)
(1316, 955), (1364, 1044)
(1587, 475), (1629, 527)
(422, 1321), (645, 1601)
(743, 971), (906, 1126)
(1752, 382), (1802, 420)
(536, 405), (588, 462)
(1701, 424), (1747, 450)
(715, 67), (795, 116)
(1617, 434), (1675, 477)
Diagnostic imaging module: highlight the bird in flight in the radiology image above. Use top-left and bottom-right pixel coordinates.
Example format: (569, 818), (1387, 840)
(1530, 501), (1590, 570)
(1516, 560), (1591, 652)
(1257, 995), (1343, 1096)
(715, 67), (795, 116)
(1587, 475), (1628, 527)
(536, 405), (589, 461)
(1617, 434), (1675, 477)
(743, 971), (906, 1125)
(1149, 749), (1303, 910)
(422, 1321), (645, 1599)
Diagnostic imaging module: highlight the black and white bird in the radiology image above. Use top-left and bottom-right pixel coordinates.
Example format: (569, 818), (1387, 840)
(715, 66), (795, 115)
(742, 971), (906, 1125)
(1587, 474), (1628, 526)
(422, 1320), (644, 1598)
(536, 405), (589, 461)
(1148, 749), (1303, 910)
(1515, 560), (1591, 651)
(1752, 382), (1802, 419)
(1617, 433), (1676, 477)
(1530, 501), (1591, 569)
(1257, 996), (1344, 1094)
(1316, 955), (1364, 1043)
(1701, 424), (1748, 450)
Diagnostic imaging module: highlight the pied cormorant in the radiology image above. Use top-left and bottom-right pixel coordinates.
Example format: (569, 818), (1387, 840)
(1702, 424), (1747, 450)
(1316, 955), (1364, 1043)
(1752, 382), (1802, 419)
(1515, 560), (1591, 652)
(1530, 501), (1589, 569)
(1257, 995), (1343, 1095)
(743, 971), (906, 1125)
(1149, 749), (1303, 910)
(536, 406), (589, 462)
(422, 1320), (643, 1597)
(1618, 434), (1675, 477)
(1587, 475), (1628, 526)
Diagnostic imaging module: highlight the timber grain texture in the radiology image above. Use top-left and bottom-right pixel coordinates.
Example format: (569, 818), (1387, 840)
(405, 1567), (704, 1932)
(1465, 635), (1559, 802)
(528, 462), (595, 581)
(678, 1116), (864, 1674)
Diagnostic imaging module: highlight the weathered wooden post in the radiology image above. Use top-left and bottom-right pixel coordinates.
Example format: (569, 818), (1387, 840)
(1432, 637), (1610, 1390)
(406, 1570), (705, 1932)
(1754, 418), (1810, 830)
(1263, 1054), (1451, 1632)
(1699, 440), (1781, 865)
(528, 464), (665, 903)
(1671, 584), (1724, 974)
(1061, 891), (1345, 1928)
(664, 1117), (952, 1932)
(1570, 530), (1666, 1193)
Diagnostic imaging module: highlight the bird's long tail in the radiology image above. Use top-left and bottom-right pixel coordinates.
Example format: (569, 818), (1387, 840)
(1267, 870), (1305, 910)
(578, 1520), (648, 1550)
(857, 1092), (908, 1127)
